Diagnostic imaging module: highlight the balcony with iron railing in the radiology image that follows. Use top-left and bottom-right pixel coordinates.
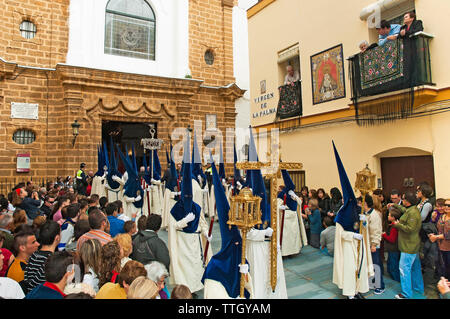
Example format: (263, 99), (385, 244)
(348, 32), (434, 125)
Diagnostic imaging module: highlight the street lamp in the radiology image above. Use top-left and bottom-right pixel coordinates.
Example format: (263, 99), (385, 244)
(71, 119), (80, 146)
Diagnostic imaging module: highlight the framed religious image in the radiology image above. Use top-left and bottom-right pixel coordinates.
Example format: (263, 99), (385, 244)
(260, 79), (266, 94)
(310, 44), (346, 105)
(205, 114), (216, 131)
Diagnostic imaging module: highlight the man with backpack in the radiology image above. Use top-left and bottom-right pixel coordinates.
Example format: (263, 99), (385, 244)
(131, 214), (170, 271)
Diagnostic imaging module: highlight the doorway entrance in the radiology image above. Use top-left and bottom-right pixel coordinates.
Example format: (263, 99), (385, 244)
(380, 155), (435, 196)
(102, 120), (157, 172)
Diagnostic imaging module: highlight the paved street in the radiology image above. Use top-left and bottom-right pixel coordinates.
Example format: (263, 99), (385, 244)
(159, 218), (438, 299)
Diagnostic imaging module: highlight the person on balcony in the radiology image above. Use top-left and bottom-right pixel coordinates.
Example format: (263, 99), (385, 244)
(284, 65), (300, 85)
(399, 11), (423, 39)
(358, 40), (377, 53)
(377, 20), (401, 46)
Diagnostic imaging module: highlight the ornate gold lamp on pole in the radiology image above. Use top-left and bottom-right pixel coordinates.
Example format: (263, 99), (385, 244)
(236, 148), (303, 293)
(228, 187), (262, 298)
(354, 164), (376, 281)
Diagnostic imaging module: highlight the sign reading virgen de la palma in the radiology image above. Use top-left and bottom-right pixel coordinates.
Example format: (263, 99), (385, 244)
(252, 91), (276, 119)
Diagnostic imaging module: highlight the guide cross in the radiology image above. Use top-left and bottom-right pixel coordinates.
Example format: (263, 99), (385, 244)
(236, 155), (303, 292)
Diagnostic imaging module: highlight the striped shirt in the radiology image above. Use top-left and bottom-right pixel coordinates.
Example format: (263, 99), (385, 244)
(23, 250), (53, 294)
(76, 229), (112, 252)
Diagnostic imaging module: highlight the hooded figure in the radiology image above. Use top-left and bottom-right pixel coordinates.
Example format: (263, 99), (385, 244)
(244, 127), (287, 299)
(143, 149), (163, 216)
(277, 169), (308, 257)
(117, 144), (144, 220)
(106, 137), (125, 202)
(168, 130), (212, 294)
(207, 140), (228, 219)
(191, 132), (210, 218)
(161, 145), (180, 230)
(331, 141), (374, 299)
(91, 143), (108, 198)
(202, 153), (252, 299)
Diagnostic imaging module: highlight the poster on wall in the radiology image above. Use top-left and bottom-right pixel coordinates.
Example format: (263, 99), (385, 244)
(17, 153), (31, 173)
(310, 44), (346, 105)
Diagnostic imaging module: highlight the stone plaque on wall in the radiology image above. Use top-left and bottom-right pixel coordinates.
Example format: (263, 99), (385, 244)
(11, 102), (39, 120)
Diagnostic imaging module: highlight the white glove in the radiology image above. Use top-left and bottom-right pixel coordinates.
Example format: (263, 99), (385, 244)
(134, 195), (142, 202)
(264, 227), (273, 237)
(353, 233), (363, 241)
(112, 175), (122, 183)
(222, 179), (227, 185)
(204, 232), (212, 242)
(170, 191), (181, 199)
(183, 212), (195, 223)
(288, 190), (300, 202)
(151, 179), (161, 185)
(279, 205), (289, 211)
(125, 197), (136, 203)
(202, 188), (209, 193)
(198, 175), (203, 183)
(359, 214), (367, 222)
(239, 263), (249, 274)
(236, 181), (242, 190)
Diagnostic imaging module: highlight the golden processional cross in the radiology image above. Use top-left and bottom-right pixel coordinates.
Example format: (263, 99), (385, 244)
(236, 152), (303, 292)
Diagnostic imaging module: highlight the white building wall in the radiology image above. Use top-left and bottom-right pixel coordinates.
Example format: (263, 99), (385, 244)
(66, 0), (189, 78)
(232, 0), (258, 159)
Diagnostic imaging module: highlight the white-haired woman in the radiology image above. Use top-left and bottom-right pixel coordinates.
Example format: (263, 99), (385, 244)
(359, 40), (369, 52)
(145, 261), (170, 299)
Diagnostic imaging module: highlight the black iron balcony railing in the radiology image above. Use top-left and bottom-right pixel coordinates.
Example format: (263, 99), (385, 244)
(348, 32), (433, 125)
(276, 80), (302, 121)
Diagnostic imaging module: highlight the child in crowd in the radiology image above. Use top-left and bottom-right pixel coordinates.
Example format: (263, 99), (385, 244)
(320, 216), (335, 256)
(302, 198), (323, 248)
(382, 206), (402, 282)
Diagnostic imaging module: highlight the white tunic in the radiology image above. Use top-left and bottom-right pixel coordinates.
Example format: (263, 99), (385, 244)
(142, 181), (163, 217)
(106, 176), (124, 203)
(161, 188), (176, 230)
(91, 175), (106, 198)
(168, 206), (212, 293)
(204, 275), (253, 299)
(123, 195), (142, 220)
(277, 198), (308, 256)
(332, 222), (374, 297)
(246, 228), (288, 299)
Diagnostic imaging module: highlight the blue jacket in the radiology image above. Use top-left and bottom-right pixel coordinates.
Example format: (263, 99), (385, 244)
(308, 209), (323, 234)
(19, 197), (42, 220)
(107, 215), (125, 238)
(25, 283), (64, 299)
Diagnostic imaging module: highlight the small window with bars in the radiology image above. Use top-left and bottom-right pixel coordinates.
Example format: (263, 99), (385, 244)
(13, 129), (36, 145)
(20, 20), (37, 39)
(204, 49), (215, 65)
(287, 170), (306, 195)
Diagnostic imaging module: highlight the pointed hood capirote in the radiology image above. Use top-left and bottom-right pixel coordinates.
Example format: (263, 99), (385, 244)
(94, 144), (104, 177)
(117, 144), (144, 209)
(201, 152), (250, 299)
(191, 131), (206, 188)
(170, 130), (201, 233)
(106, 136), (122, 190)
(247, 127), (270, 229)
(219, 140), (226, 181)
(166, 144), (178, 192)
(332, 141), (359, 233)
(277, 169), (298, 211)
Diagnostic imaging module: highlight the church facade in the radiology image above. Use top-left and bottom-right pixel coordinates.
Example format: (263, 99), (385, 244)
(0, 0), (245, 183)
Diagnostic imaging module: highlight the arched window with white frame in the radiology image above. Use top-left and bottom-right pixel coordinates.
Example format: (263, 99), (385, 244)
(105, 0), (156, 60)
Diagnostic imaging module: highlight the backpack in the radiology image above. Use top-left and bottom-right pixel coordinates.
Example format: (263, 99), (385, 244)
(131, 232), (156, 265)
